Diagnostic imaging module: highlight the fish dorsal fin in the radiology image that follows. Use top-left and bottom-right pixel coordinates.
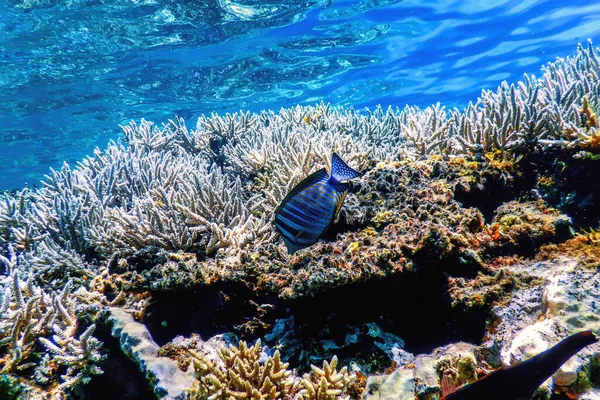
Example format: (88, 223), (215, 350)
(330, 153), (361, 183)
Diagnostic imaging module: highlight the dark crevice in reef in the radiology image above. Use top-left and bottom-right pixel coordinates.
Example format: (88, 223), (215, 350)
(82, 319), (155, 400)
(550, 394), (575, 400)
(144, 266), (489, 374)
(529, 148), (600, 229)
(451, 167), (534, 224)
(322, 212), (368, 242)
(144, 282), (271, 347)
(287, 271), (488, 360)
(124, 270), (442, 393)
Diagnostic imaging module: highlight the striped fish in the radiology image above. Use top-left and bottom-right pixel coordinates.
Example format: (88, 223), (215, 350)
(274, 153), (362, 254)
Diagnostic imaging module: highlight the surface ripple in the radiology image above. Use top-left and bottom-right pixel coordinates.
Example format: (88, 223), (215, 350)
(0, 0), (599, 189)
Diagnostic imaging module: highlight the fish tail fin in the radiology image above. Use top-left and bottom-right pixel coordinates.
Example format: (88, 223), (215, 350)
(533, 330), (598, 381)
(558, 330), (599, 356)
(330, 152), (361, 182)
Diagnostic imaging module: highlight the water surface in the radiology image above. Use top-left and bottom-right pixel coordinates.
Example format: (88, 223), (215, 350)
(1, 0), (599, 189)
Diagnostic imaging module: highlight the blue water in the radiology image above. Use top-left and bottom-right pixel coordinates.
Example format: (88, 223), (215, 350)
(1, 0), (599, 190)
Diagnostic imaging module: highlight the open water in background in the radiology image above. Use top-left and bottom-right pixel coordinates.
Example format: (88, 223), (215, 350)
(1, 0), (599, 190)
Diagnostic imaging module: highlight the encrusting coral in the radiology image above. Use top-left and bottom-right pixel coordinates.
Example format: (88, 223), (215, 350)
(435, 351), (478, 396)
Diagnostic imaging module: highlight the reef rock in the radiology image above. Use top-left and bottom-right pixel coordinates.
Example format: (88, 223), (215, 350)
(364, 368), (416, 400)
(107, 307), (195, 399)
(369, 251), (600, 399)
(491, 257), (600, 393)
(364, 342), (478, 400)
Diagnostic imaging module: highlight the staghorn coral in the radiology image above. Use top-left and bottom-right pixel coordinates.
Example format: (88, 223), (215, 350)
(36, 323), (104, 391)
(90, 158), (270, 256)
(165, 337), (357, 400)
(449, 40), (600, 156)
(0, 244), (19, 277)
(0, 188), (45, 252)
(0, 271), (104, 396)
(398, 103), (451, 158)
(26, 238), (97, 288)
(186, 339), (294, 400)
(0, 270), (55, 375)
(574, 96), (600, 149)
(297, 355), (356, 400)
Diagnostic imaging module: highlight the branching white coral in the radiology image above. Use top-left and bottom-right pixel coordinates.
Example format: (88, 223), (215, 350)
(0, 270), (54, 374)
(0, 271), (104, 394)
(449, 40), (600, 155)
(0, 188), (46, 252)
(27, 238), (97, 287)
(183, 339), (356, 400)
(399, 103), (450, 158)
(38, 323), (104, 391)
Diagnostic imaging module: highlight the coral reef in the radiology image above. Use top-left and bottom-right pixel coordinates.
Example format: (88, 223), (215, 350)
(107, 307), (194, 399)
(186, 339), (295, 400)
(0, 271), (104, 398)
(366, 251), (600, 399)
(1, 41), (599, 399)
(164, 336), (357, 400)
